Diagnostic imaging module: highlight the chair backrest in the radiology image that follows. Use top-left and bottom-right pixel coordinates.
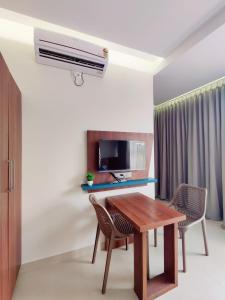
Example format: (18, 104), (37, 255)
(89, 194), (118, 238)
(172, 184), (207, 220)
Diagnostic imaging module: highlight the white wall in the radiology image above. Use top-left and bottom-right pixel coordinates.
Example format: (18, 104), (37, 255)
(0, 37), (154, 264)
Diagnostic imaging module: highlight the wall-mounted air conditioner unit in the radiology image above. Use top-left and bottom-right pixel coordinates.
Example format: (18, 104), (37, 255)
(34, 29), (108, 77)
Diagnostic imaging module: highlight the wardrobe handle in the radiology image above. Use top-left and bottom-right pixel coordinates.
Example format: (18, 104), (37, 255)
(8, 160), (15, 192)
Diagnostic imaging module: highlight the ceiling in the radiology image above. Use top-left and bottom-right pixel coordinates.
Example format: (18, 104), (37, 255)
(0, 0), (225, 57)
(154, 22), (225, 104)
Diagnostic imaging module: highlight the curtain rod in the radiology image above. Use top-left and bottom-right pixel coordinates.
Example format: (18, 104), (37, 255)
(154, 76), (225, 110)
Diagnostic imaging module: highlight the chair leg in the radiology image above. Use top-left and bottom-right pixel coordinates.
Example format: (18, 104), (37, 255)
(154, 229), (157, 247)
(125, 237), (129, 251)
(147, 231), (150, 280)
(102, 235), (114, 294)
(92, 224), (100, 264)
(181, 230), (187, 272)
(201, 219), (209, 256)
(178, 229), (181, 239)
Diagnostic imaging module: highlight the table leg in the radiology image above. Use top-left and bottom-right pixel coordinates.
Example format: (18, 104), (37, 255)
(164, 223), (178, 285)
(134, 230), (148, 300)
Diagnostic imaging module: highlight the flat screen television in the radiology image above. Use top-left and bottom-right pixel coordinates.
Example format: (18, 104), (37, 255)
(98, 139), (146, 172)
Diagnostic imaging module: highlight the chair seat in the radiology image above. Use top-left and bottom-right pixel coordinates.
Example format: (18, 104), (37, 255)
(169, 204), (201, 229)
(178, 215), (199, 228)
(110, 212), (134, 235)
(176, 208), (202, 229)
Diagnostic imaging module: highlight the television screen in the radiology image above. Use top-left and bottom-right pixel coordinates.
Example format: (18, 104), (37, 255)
(98, 140), (146, 172)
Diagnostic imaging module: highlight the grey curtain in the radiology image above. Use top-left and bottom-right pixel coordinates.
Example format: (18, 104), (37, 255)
(154, 84), (225, 226)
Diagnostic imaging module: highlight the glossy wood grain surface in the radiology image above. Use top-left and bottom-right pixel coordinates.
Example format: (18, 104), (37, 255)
(107, 192), (185, 232)
(87, 130), (153, 192)
(0, 53), (22, 300)
(8, 73), (22, 296)
(106, 192), (185, 299)
(0, 53), (10, 300)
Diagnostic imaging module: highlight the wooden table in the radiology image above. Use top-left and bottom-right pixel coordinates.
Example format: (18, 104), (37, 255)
(106, 192), (186, 300)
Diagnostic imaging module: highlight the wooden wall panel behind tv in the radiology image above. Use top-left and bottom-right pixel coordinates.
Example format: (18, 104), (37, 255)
(87, 130), (153, 186)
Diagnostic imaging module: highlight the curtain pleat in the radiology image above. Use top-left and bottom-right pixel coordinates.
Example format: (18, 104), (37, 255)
(154, 84), (225, 225)
(221, 86), (225, 227)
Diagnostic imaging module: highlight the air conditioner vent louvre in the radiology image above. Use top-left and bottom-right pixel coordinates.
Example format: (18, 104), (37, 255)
(39, 48), (104, 71)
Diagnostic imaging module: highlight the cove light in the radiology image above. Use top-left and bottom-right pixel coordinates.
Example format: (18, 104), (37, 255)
(0, 8), (164, 73)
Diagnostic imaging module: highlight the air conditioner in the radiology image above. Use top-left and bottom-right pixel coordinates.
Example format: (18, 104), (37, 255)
(34, 29), (108, 77)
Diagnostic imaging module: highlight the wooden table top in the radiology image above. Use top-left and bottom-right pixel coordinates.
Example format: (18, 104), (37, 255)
(106, 192), (186, 232)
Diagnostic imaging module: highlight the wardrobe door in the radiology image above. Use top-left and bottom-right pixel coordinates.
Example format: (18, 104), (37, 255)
(8, 74), (22, 295)
(0, 54), (10, 300)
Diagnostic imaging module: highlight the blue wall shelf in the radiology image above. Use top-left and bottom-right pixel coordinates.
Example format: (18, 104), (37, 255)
(81, 177), (157, 192)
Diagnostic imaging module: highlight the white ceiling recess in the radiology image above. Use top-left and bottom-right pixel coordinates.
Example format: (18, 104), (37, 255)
(0, 0), (225, 57)
(154, 23), (225, 104)
(0, 8), (163, 73)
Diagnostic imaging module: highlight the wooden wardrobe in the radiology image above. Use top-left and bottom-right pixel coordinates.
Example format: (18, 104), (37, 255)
(0, 53), (22, 300)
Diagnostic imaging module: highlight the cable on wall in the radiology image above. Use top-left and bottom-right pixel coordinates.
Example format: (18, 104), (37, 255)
(71, 71), (85, 87)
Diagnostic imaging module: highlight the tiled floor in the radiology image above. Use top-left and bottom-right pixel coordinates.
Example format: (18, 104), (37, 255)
(13, 220), (225, 300)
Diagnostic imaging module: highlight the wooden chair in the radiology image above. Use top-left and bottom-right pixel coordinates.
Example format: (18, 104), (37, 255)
(169, 184), (209, 272)
(89, 194), (134, 294)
